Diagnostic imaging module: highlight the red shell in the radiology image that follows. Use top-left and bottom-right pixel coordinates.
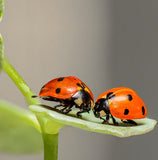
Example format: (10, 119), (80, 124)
(97, 87), (147, 120)
(39, 76), (94, 101)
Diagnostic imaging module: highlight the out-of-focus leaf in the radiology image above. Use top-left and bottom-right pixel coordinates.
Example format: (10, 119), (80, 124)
(0, 0), (4, 22)
(0, 34), (4, 73)
(0, 100), (42, 154)
(30, 105), (157, 138)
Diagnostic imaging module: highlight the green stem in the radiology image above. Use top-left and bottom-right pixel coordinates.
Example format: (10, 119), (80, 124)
(3, 56), (59, 159)
(42, 133), (58, 160)
(3, 56), (40, 105)
(36, 115), (60, 160)
(3, 56), (59, 160)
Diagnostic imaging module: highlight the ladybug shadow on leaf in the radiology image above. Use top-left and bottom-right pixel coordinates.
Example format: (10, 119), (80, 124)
(105, 118), (145, 127)
(38, 104), (80, 118)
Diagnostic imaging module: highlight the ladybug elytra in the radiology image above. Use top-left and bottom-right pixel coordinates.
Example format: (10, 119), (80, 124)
(93, 87), (147, 125)
(34, 76), (94, 117)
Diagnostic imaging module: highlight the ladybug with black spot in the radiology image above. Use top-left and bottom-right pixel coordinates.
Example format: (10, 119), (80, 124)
(33, 76), (94, 117)
(93, 87), (147, 125)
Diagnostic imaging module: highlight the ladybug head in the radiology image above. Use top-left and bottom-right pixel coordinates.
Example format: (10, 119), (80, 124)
(72, 89), (94, 111)
(93, 98), (109, 118)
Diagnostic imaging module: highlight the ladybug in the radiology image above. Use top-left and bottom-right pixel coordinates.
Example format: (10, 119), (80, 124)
(33, 76), (94, 117)
(93, 87), (147, 125)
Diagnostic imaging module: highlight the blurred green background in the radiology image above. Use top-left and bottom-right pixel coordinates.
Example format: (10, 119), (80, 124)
(0, 0), (157, 160)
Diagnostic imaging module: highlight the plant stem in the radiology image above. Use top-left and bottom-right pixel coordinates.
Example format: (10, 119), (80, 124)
(3, 56), (40, 105)
(36, 114), (62, 160)
(42, 132), (58, 160)
(3, 56), (59, 160)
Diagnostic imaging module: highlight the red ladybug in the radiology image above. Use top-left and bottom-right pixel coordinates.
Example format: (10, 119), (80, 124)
(93, 87), (147, 125)
(34, 76), (94, 117)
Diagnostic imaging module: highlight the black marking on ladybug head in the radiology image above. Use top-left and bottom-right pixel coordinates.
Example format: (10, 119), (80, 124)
(127, 94), (133, 101)
(56, 88), (61, 94)
(72, 89), (92, 111)
(107, 92), (114, 99)
(57, 77), (64, 81)
(76, 83), (81, 87)
(124, 109), (129, 115)
(142, 106), (145, 115)
(93, 98), (110, 117)
(109, 94), (116, 100)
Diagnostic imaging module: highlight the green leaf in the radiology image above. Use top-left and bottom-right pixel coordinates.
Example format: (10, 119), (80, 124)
(0, 0), (4, 21)
(0, 34), (4, 73)
(29, 105), (157, 138)
(0, 100), (43, 154)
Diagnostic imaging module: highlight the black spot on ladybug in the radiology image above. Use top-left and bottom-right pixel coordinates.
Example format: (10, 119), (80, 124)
(124, 109), (129, 115)
(107, 92), (114, 98)
(76, 83), (81, 87)
(57, 77), (64, 81)
(127, 94), (133, 101)
(109, 94), (116, 99)
(56, 88), (61, 94)
(142, 106), (145, 115)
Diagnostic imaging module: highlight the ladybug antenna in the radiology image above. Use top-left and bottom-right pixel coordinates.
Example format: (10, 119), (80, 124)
(32, 95), (38, 98)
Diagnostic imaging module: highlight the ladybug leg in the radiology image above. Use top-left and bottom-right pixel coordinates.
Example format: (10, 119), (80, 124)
(101, 114), (110, 124)
(60, 103), (74, 114)
(64, 104), (74, 114)
(54, 103), (72, 114)
(111, 115), (118, 126)
(76, 109), (89, 117)
(64, 109), (72, 114)
(60, 106), (68, 112)
(76, 110), (84, 117)
(54, 104), (63, 109)
(76, 104), (90, 117)
(121, 120), (137, 125)
(100, 117), (106, 122)
(127, 120), (137, 125)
